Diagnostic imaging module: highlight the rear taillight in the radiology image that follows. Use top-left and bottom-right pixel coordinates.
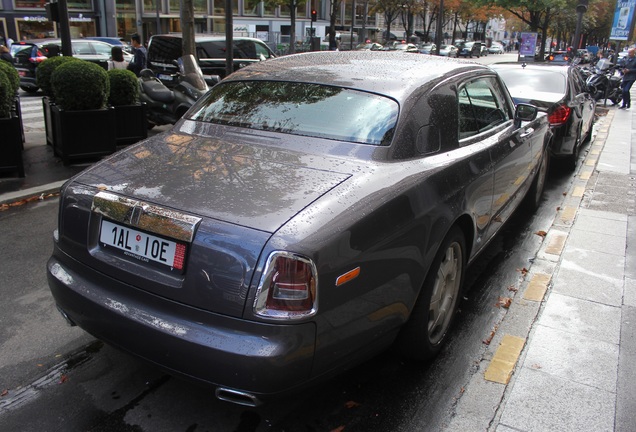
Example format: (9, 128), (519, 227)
(254, 251), (318, 319)
(548, 104), (571, 125)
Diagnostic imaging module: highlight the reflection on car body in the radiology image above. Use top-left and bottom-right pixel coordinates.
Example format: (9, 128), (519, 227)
(47, 51), (551, 406)
(492, 62), (595, 170)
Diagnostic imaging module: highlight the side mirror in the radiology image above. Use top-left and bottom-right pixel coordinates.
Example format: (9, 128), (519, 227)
(514, 103), (538, 128)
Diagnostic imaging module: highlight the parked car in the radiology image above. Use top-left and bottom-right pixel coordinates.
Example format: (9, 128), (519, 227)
(457, 41), (481, 58)
(491, 62), (595, 169)
(355, 42), (383, 51)
(545, 50), (573, 64)
(419, 43), (436, 54)
(383, 42), (419, 53)
(84, 36), (133, 54)
(439, 44), (458, 57)
(47, 51), (550, 406)
(488, 42), (504, 54)
(147, 34), (276, 86)
(480, 44), (489, 56)
(11, 38), (133, 93)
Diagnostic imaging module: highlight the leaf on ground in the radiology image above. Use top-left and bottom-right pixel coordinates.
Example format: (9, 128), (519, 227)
(507, 285), (518, 292)
(517, 267), (529, 276)
(345, 400), (361, 409)
(330, 426), (346, 432)
(483, 325), (498, 345)
(0, 193), (60, 212)
(1, 389), (8, 397)
(535, 230), (547, 237)
(59, 374), (68, 384)
(496, 297), (512, 308)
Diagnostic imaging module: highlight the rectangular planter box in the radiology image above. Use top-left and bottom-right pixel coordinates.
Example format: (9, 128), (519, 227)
(43, 97), (56, 147)
(114, 103), (148, 147)
(0, 116), (25, 177)
(51, 105), (117, 166)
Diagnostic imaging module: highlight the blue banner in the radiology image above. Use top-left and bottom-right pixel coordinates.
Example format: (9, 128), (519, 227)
(611, 0), (636, 40)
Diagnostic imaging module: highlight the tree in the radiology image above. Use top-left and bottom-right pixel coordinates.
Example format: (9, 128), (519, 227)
(269, 0), (303, 54)
(181, 0), (196, 56)
(373, 0), (403, 43)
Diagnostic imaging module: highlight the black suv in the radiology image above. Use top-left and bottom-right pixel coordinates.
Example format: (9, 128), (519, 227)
(147, 34), (276, 86)
(11, 39), (133, 93)
(457, 41), (482, 58)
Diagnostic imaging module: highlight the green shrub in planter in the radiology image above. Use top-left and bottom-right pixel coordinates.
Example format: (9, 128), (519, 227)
(107, 69), (139, 106)
(51, 60), (110, 111)
(0, 72), (13, 118)
(0, 61), (19, 96)
(37, 56), (81, 99)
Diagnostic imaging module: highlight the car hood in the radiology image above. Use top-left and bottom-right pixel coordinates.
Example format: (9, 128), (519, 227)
(73, 122), (352, 234)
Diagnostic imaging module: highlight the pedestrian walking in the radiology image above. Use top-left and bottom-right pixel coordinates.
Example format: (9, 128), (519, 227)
(108, 46), (129, 70)
(127, 33), (147, 76)
(619, 48), (636, 109)
(0, 44), (13, 64)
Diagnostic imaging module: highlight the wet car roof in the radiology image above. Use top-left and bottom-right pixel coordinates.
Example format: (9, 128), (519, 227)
(224, 51), (489, 102)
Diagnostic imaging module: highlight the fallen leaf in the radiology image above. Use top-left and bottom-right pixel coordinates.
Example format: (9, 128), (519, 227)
(535, 230), (547, 237)
(1, 389), (8, 397)
(516, 267), (528, 276)
(496, 297), (512, 308)
(459, 387), (465, 394)
(507, 285), (518, 292)
(59, 374), (68, 384)
(345, 400), (361, 409)
(563, 192), (567, 196)
(556, 206), (561, 211)
(330, 426), (346, 432)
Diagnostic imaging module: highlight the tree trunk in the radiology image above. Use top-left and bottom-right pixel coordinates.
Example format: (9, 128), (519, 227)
(181, 0), (196, 56)
(289, 1), (296, 54)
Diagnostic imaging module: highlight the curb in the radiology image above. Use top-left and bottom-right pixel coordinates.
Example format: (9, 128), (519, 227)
(0, 180), (67, 207)
(445, 108), (613, 431)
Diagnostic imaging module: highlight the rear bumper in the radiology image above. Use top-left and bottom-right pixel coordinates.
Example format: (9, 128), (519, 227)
(47, 250), (317, 398)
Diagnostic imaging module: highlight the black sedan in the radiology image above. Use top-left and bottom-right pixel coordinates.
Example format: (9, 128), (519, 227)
(47, 52), (551, 406)
(492, 62), (595, 169)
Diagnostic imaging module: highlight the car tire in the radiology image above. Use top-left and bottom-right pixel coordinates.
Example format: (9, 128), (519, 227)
(526, 147), (549, 210)
(397, 226), (466, 361)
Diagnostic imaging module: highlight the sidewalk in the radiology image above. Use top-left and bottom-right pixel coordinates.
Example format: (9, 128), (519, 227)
(447, 105), (636, 431)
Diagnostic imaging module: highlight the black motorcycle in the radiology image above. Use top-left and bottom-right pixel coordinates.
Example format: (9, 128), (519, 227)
(585, 58), (623, 106)
(139, 55), (211, 128)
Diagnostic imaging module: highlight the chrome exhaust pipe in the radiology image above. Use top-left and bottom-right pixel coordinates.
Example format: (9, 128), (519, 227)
(215, 387), (261, 407)
(56, 306), (76, 327)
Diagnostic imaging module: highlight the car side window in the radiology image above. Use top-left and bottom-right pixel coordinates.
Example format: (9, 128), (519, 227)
(73, 41), (93, 55)
(458, 78), (510, 141)
(92, 42), (112, 57)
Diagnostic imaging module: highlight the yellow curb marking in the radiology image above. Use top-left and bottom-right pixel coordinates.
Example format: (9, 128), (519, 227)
(545, 233), (567, 255)
(484, 335), (526, 384)
(579, 171), (592, 180)
(572, 186), (585, 197)
(524, 273), (551, 301)
(585, 159), (596, 167)
(590, 148), (600, 155)
(559, 206), (577, 224)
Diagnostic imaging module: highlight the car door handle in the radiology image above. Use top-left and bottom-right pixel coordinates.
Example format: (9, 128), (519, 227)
(519, 128), (534, 138)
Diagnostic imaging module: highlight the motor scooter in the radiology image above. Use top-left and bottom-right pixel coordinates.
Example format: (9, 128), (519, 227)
(585, 58), (623, 106)
(139, 55), (213, 127)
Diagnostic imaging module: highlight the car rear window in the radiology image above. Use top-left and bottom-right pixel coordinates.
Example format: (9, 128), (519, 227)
(187, 81), (399, 146)
(496, 69), (567, 96)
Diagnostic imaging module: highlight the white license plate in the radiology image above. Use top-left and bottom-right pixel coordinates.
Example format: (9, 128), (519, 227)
(158, 74), (172, 80)
(99, 220), (186, 271)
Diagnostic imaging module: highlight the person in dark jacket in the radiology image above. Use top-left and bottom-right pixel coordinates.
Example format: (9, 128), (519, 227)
(619, 48), (636, 109)
(0, 45), (13, 64)
(127, 33), (147, 76)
